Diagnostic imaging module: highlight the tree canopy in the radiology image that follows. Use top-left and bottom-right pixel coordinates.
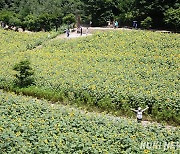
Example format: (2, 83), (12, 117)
(0, 0), (179, 31)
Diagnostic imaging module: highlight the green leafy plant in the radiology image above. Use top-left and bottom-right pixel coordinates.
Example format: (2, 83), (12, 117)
(164, 7), (180, 31)
(0, 90), (179, 153)
(13, 60), (35, 87)
(141, 16), (153, 29)
(62, 14), (76, 25)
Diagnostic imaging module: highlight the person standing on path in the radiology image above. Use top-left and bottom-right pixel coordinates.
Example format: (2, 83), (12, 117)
(66, 28), (70, 37)
(86, 27), (89, 35)
(115, 21), (119, 29)
(90, 21), (92, 27)
(131, 106), (149, 123)
(80, 26), (83, 36)
(133, 21), (138, 29)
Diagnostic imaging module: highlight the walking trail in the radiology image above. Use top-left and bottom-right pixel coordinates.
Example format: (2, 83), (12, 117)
(50, 103), (177, 130)
(54, 27), (136, 40)
(35, 28), (92, 50)
(35, 27), (171, 50)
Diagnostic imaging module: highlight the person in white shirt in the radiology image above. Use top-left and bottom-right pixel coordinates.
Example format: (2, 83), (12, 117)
(131, 106), (149, 123)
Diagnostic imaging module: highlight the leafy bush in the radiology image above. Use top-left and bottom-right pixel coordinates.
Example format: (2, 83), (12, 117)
(141, 17), (153, 29)
(13, 60), (35, 87)
(164, 7), (180, 31)
(0, 10), (16, 26)
(23, 14), (40, 31)
(62, 14), (76, 25)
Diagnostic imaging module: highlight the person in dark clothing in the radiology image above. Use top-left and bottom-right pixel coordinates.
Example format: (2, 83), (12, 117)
(80, 27), (83, 36)
(66, 29), (70, 37)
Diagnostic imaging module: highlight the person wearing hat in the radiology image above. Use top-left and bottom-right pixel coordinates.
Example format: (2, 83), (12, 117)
(131, 106), (149, 123)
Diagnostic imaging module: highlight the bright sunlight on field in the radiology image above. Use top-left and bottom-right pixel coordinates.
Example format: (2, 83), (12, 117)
(0, 29), (179, 123)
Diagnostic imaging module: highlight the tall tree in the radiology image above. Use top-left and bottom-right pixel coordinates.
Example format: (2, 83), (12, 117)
(134, 0), (179, 28)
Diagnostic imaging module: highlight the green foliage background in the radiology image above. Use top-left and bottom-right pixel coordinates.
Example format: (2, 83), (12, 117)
(0, 0), (179, 30)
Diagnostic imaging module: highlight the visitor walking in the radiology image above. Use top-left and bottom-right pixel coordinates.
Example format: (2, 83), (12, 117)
(86, 27), (89, 35)
(90, 21), (92, 27)
(115, 21), (119, 28)
(80, 26), (83, 36)
(133, 21), (138, 28)
(113, 20), (115, 28)
(131, 106), (149, 123)
(107, 20), (111, 27)
(66, 28), (70, 37)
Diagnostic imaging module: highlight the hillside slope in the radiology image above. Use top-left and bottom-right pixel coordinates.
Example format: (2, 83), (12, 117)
(0, 90), (179, 153)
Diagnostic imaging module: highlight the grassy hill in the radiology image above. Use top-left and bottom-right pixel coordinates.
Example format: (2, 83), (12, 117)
(0, 29), (179, 124)
(0, 29), (59, 53)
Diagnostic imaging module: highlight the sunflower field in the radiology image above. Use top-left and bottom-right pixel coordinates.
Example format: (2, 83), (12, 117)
(0, 90), (179, 153)
(0, 28), (59, 54)
(0, 29), (179, 123)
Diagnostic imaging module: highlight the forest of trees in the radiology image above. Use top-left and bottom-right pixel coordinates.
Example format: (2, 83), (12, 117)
(0, 0), (179, 31)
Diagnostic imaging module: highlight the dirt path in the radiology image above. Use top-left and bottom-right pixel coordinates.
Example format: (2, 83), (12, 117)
(50, 103), (178, 130)
(34, 30), (92, 50)
(55, 27), (131, 40)
(34, 27), (172, 50)
(34, 27), (133, 50)
(55, 31), (92, 39)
